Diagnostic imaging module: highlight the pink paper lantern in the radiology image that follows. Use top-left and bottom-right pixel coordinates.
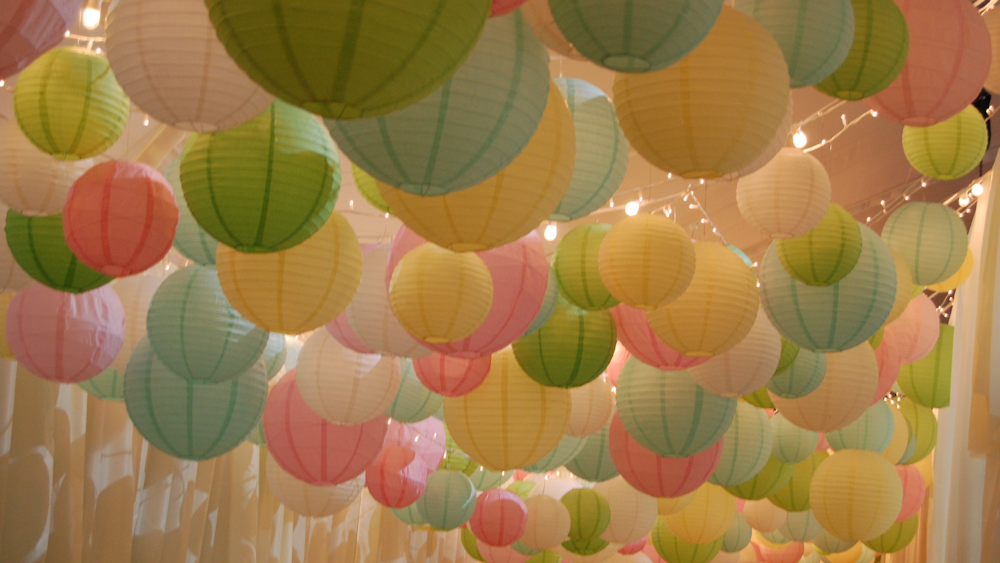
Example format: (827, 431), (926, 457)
(758, 541), (803, 563)
(896, 465), (926, 522)
(0, 0), (77, 79)
(606, 342), (630, 386)
(816, 434), (830, 452)
(412, 353), (491, 397)
(610, 304), (708, 371)
(264, 371), (387, 486)
(872, 329), (902, 404)
(477, 542), (531, 563)
(619, 537), (647, 555)
(384, 417), (447, 475)
(884, 294), (940, 364)
(6, 283), (124, 383)
(491, 0), (528, 17)
(608, 414), (722, 498)
(865, 0), (990, 126)
(63, 161), (178, 277)
(470, 489), (528, 547)
(366, 444), (428, 508)
(736, 498), (746, 513)
(326, 310), (376, 353)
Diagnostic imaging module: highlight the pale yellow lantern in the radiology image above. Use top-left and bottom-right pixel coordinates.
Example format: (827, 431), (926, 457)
(885, 250), (914, 325)
(926, 247), (974, 293)
(736, 148), (831, 239)
(689, 310), (782, 397)
(521, 494), (573, 551)
(566, 378), (615, 437)
(880, 403), (910, 465)
(595, 477), (659, 545)
(265, 453), (365, 517)
(809, 450), (903, 542)
(111, 271), (165, 372)
(664, 485), (737, 545)
(743, 499), (786, 534)
(657, 491), (698, 516)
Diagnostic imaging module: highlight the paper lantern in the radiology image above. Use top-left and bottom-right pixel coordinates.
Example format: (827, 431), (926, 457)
(327, 307), (375, 354)
(598, 215), (696, 310)
(416, 469), (478, 531)
(329, 13), (548, 197)
(110, 271), (165, 372)
(266, 454), (365, 517)
(387, 417), (447, 476)
(482, 543), (533, 563)
(445, 348), (570, 470)
(898, 397), (937, 465)
(105, 0), (274, 132)
(690, 312), (781, 398)
(350, 163), (390, 214)
(814, 0), (908, 100)
(894, 466), (925, 524)
(366, 445), (428, 509)
(736, 149), (831, 239)
(658, 493), (698, 519)
(0, 120), (92, 216)
(0, 0), (76, 79)
(775, 204), (863, 287)
(664, 485), (736, 545)
(181, 101), (340, 253)
(520, 0), (586, 59)
(610, 415), (723, 499)
(769, 414), (819, 465)
(901, 105), (989, 182)
(525, 268), (559, 337)
(164, 154), (217, 266)
(779, 511), (823, 543)
(766, 451), (828, 512)
(6, 211), (112, 292)
(125, 337), (267, 460)
(7, 284), (124, 383)
(470, 466), (513, 491)
(14, 47), (130, 160)
(0, 209), (32, 293)
(611, 305), (709, 371)
(863, 514), (918, 554)
(709, 403), (773, 487)
(619, 539), (647, 556)
(927, 247), (973, 292)
(413, 353), (491, 397)
(810, 450), (902, 541)
(77, 367), (125, 401)
(588, 481), (652, 547)
(521, 495), (573, 551)
(385, 359), (443, 423)
(741, 387), (774, 409)
(471, 490), (529, 547)
(744, 500), (786, 534)
(566, 379), (615, 437)
(651, 519), (723, 563)
(879, 403), (910, 465)
(513, 297), (616, 388)
(617, 357), (737, 457)
(377, 82), (575, 252)
(870, 331), (900, 403)
(897, 324), (953, 408)
(554, 224), (619, 311)
(865, 0), (990, 126)
(722, 94), (794, 183)
(392, 504), (427, 526)
(613, 8), (789, 178)
(606, 344), (630, 386)
(720, 514), (752, 554)
(826, 401), (894, 453)
(558, 543), (621, 563)
(765, 348), (826, 400)
(884, 295), (939, 364)
(812, 532), (856, 555)
(754, 538), (802, 563)
(724, 456), (794, 501)
(760, 224), (895, 352)
(885, 201), (969, 287)
(563, 489), (612, 541)
(524, 434), (588, 472)
(566, 420), (620, 483)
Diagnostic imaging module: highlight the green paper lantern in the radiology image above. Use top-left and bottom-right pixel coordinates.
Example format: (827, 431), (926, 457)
(527, 551), (560, 563)
(5, 211), (112, 293)
(524, 434), (588, 472)
(146, 264), (269, 382)
(767, 451), (828, 512)
(741, 387), (775, 409)
(181, 100), (340, 253)
(776, 204), (863, 287)
(261, 333), (287, 381)
(506, 480), (536, 500)
(826, 401), (894, 453)
(416, 469), (477, 531)
(13, 47), (130, 160)
(758, 529), (788, 544)
(554, 224), (619, 311)
(774, 338), (800, 376)
(468, 466), (512, 491)
(386, 358), (443, 423)
(770, 413), (819, 465)
(77, 367), (125, 402)
(724, 456), (794, 500)
(863, 514), (918, 554)
(898, 397), (937, 465)
(548, 0), (725, 73)
(524, 267), (559, 337)
(166, 151), (218, 266)
(766, 348), (826, 399)
(512, 541), (543, 556)
(463, 528), (486, 561)
(561, 538), (609, 556)
(882, 201), (969, 286)
(204, 0), (491, 119)
(616, 357), (737, 458)
(550, 78), (628, 221)
(813, 531), (856, 554)
(124, 337), (267, 460)
(565, 420), (619, 482)
(391, 504), (427, 526)
(650, 517), (723, 563)
(709, 403), (773, 487)
(780, 509), (823, 543)
(898, 324), (953, 408)
(247, 419), (266, 447)
(720, 513), (752, 553)
(329, 12), (549, 197)
(562, 488), (611, 541)
(440, 432), (478, 475)
(869, 326), (885, 348)
(902, 105), (989, 182)
(814, 0), (908, 100)
(513, 297), (616, 388)
(759, 223), (896, 352)
(351, 163), (390, 213)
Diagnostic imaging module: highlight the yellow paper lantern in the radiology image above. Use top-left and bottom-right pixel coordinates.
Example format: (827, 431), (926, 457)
(658, 491), (698, 516)
(879, 402), (910, 465)
(378, 82), (575, 252)
(566, 378), (615, 437)
(689, 311), (782, 398)
(664, 485), (737, 545)
(743, 499), (786, 533)
(647, 242), (759, 358)
(901, 105), (988, 181)
(595, 477), (659, 545)
(613, 7), (789, 179)
(265, 453), (365, 518)
(809, 450), (903, 542)
(522, 495), (573, 551)
(898, 397), (937, 465)
(926, 247), (973, 292)
(885, 250), (914, 325)
(736, 148), (831, 239)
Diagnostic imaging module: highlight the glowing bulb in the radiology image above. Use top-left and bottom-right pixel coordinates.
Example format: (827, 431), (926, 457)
(384, 212), (390, 218)
(871, 110), (878, 117)
(972, 183), (984, 197)
(959, 195), (970, 206)
(349, 199), (354, 209)
(544, 223), (558, 241)
(904, 195), (910, 201)
(793, 128), (807, 149)
(625, 201), (640, 216)
(143, 114), (149, 126)
(82, 7), (101, 29)
(921, 181), (927, 187)
(609, 200), (614, 208)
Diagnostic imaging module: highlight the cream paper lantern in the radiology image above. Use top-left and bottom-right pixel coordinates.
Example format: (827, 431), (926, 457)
(265, 453), (365, 517)
(0, 120), (92, 216)
(110, 271), (165, 372)
(689, 311), (782, 397)
(594, 477), (659, 546)
(105, 0), (274, 132)
(736, 148), (831, 239)
(295, 329), (402, 425)
(521, 495), (573, 551)
(709, 402), (773, 488)
(743, 499), (786, 534)
(723, 94), (794, 181)
(566, 378), (615, 437)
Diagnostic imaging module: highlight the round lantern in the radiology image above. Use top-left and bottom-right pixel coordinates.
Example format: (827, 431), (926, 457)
(723, 456), (794, 501)
(901, 105), (989, 181)
(775, 204), (863, 287)
(766, 348), (826, 399)
(0, 209), (32, 293)
(769, 414), (819, 465)
(413, 353), (491, 397)
(444, 348), (570, 470)
(520, 0), (586, 59)
(77, 367), (125, 401)
(741, 387), (774, 409)
(6, 211), (112, 292)
(392, 504), (427, 526)
(566, 420), (620, 483)
(350, 163), (390, 213)
(814, 0), (908, 100)
(387, 417), (446, 475)
(883, 250), (914, 325)
(164, 155), (218, 266)
(551, 78), (629, 221)
(863, 515), (918, 554)
(266, 454), (365, 517)
(466, 528), (488, 561)
(125, 338), (267, 460)
(524, 434), (588, 472)
(775, 338), (799, 376)
(521, 495), (573, 551)
(755, 538), (802, 563)
(566, 379), (615, 437)
(723, 94), (794, 183)
(598, 215), (696, 310)
(744, 500), (786, 534)
(720, 514), (752, 553)
(216, 211), (362, 334)
(810, 450), (903, 541)
(328, 12), (549, 197)
(883, 201), (969, 285)
(471, 489), (529, 547)
(0, 120), (92, 216)
(766, 451), (828, 512)
(385, 359), (443, 423)
(377, 82), (575, 252)
(554, 224), (619, 311)
(865, 0), (990, 126)
(110, 271), (165, 372)
(689, 312), (781, 398)
(525, 268), (559, 337)
(895, 466), (926, 523)
(927, 247), (973, 292)
(327, 306), (375, 354)
(611, 304), (709, 371)
(482, 543), (532, 563)
(417, 469), (478, 531)
(898, 397), (937, 465)
(106, 0), (274, 132)
(826, 401), (895, 453)
(0, 0), (76, 79)
(651, 519), (722, 563)
(365, 445), (428, 508)
(594, 477), (658, 545)
(897, 324), (953, 408)
(871, 333), (900, 404)
(513, 297), (617, 388)
(708, 403), (773, 487)
(884, 295), (939, 365)
(181, 101), (340, 253)
(736, 149), (831, 239)
(880, 403), (911, 465)
(14, 47), (130, 159)
(262, 335), (286, 376)
(619, 539), (646, 556)
(812, 532), (857, 555)
(664, 485), (736, 544)
(7, 284), (124, 383)
(609, 415), (723, 499)
(658, 492), (698, 518)
(612, 7), (789, 178)
(470, 467), (513, 491)
(563, 489), (612, 541)
(760, 224), (895, 352)
(779, 510), (823, 543)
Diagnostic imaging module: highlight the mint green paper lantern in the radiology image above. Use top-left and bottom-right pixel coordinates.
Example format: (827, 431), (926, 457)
(512, 296), (616, 388)
(766, 348), (826, 399)
(759, 223), (896, 352)
(524, 267), (558, 336)
(565, 420), (619, 482)
(386, 358), (443, 423)
(724, 456), (794, 500)
(247, 419), (266, 447)
(146, 264), (269, 382)
(524, 433), (588, 472)
(616, 356), (737, 458)
(709, 402), (773, 487)
(813, 531), (856, 554)
(124, 337), (267, 460)
(881, 202), (968, 286)
(468, 466), (513, 491)
(826, 400), (894, 453)
(549, 78), (628, 221)
(721, 513), (752, 553)
(416, 469), (477, 531)
(548, 0), (725, 73)
(328, 12), (549, 197)
(770, 413), (819, 465)
(554, 224), (619, 310)
(78, 367), (125, 401)
(166, 151), (218, 266)
(181, 101), (340, 253)
(5, 211), (112, 293)
(261, 333), (287, 381)
(392, 504), (427, 526)
(898, 324), (953, 408)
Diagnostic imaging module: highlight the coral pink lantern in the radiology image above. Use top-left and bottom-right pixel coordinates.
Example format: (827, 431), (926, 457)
(63, 161), (178, 277)
(263, 371), (387, 486)
(896, 465), (926, 522)
(491, 0), (528, 17)
(384, 417), (446, 475)
(884, 294), (941, 364)
(610, 304), (708, 371)
(6, 283), (124, 383)
(470, 489), (528, 547)
(606, 342), (630, 387)
(412, 353), (491, 397)
(865, 0), (991, 126)
(0, 0), (78, 79)
(872, 329), (902, 404)
(477, 542), (530, 563)
(619, 537), (647, 555)
(758, 541), (803, 563)
(366, 445), (428, 508)
(608, 414), (723, 498)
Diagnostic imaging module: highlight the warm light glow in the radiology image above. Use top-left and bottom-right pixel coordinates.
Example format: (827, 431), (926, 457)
(972, 183), (984, 197)
(544, 223), (558, 241)
(82, 7), (101, 29)
(959, 195), (970, 206)
(793, 128), (807, 149)
(625, 201), (640, 216)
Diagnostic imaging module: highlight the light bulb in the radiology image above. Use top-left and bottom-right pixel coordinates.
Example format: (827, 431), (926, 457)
(959, 195), (970, 207)
(625, 201), (640, 216)
(972, 183), (984, 197)
(544, 223), (558, 241)
(871, 110), (878, 117)
(793, 128), (807, 149)
(82, 7), (101, 29)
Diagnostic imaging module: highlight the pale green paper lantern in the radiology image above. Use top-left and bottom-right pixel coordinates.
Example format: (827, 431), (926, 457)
(78, 367), (125, 401)
(261, 333), (287, 381)
(709, 402), (774, 487)
(392, 504), (427, 526)
(721, 513), (752, 553)
(767, 451), (827, 512)
(902, 105), (989, 182)
(166, 151), (218, 266)
(416, 469), (477, 531)
(766, 348), (826, 399)
(780, 510), (823, 542)
(826, 401), (895, 453)
(881, 202), (969, 286)
(328, 12), (550, 197)
(385, 358), (443, 423)
(770, 413), (819, 465)
(524, 434), (588, 472)
(124, 337), (267, 460)
(554, 223), (619, 311)
(813, 531), (857, 554)
(468, 466), (512, 491)
(898, 397), (937, 465)
(146, 264), (269, 382)
(565, 420), (619, 482)
(897, 324), (953, 408)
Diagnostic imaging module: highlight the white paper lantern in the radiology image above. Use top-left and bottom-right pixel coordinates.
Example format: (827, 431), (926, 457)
(265, 453), (365, 517)
(566, 378), (615, 437)
(595, 476), (659, 546)
(521, 494), (573, 551)
(689, 310), (782, 397)
(0, 120), (92, 215)
(110, 271), (165, 372)
(736, 148), (831, 239)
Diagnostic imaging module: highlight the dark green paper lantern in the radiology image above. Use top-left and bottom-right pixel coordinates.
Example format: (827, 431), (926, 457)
(5, 211), (112, 293)
(565, 420), (619, 482)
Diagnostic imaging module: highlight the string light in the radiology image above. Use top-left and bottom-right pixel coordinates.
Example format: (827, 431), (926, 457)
(959, 194), (970, 206)
(143, 114), (149, 126)
(793, 128), (807, 149)
(82, 7), (102, 30)
(625, 201), (640, 216)
(348, 200), (354, 210)
(544, 223), (558, 241)
(972, 182), (984, 197)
